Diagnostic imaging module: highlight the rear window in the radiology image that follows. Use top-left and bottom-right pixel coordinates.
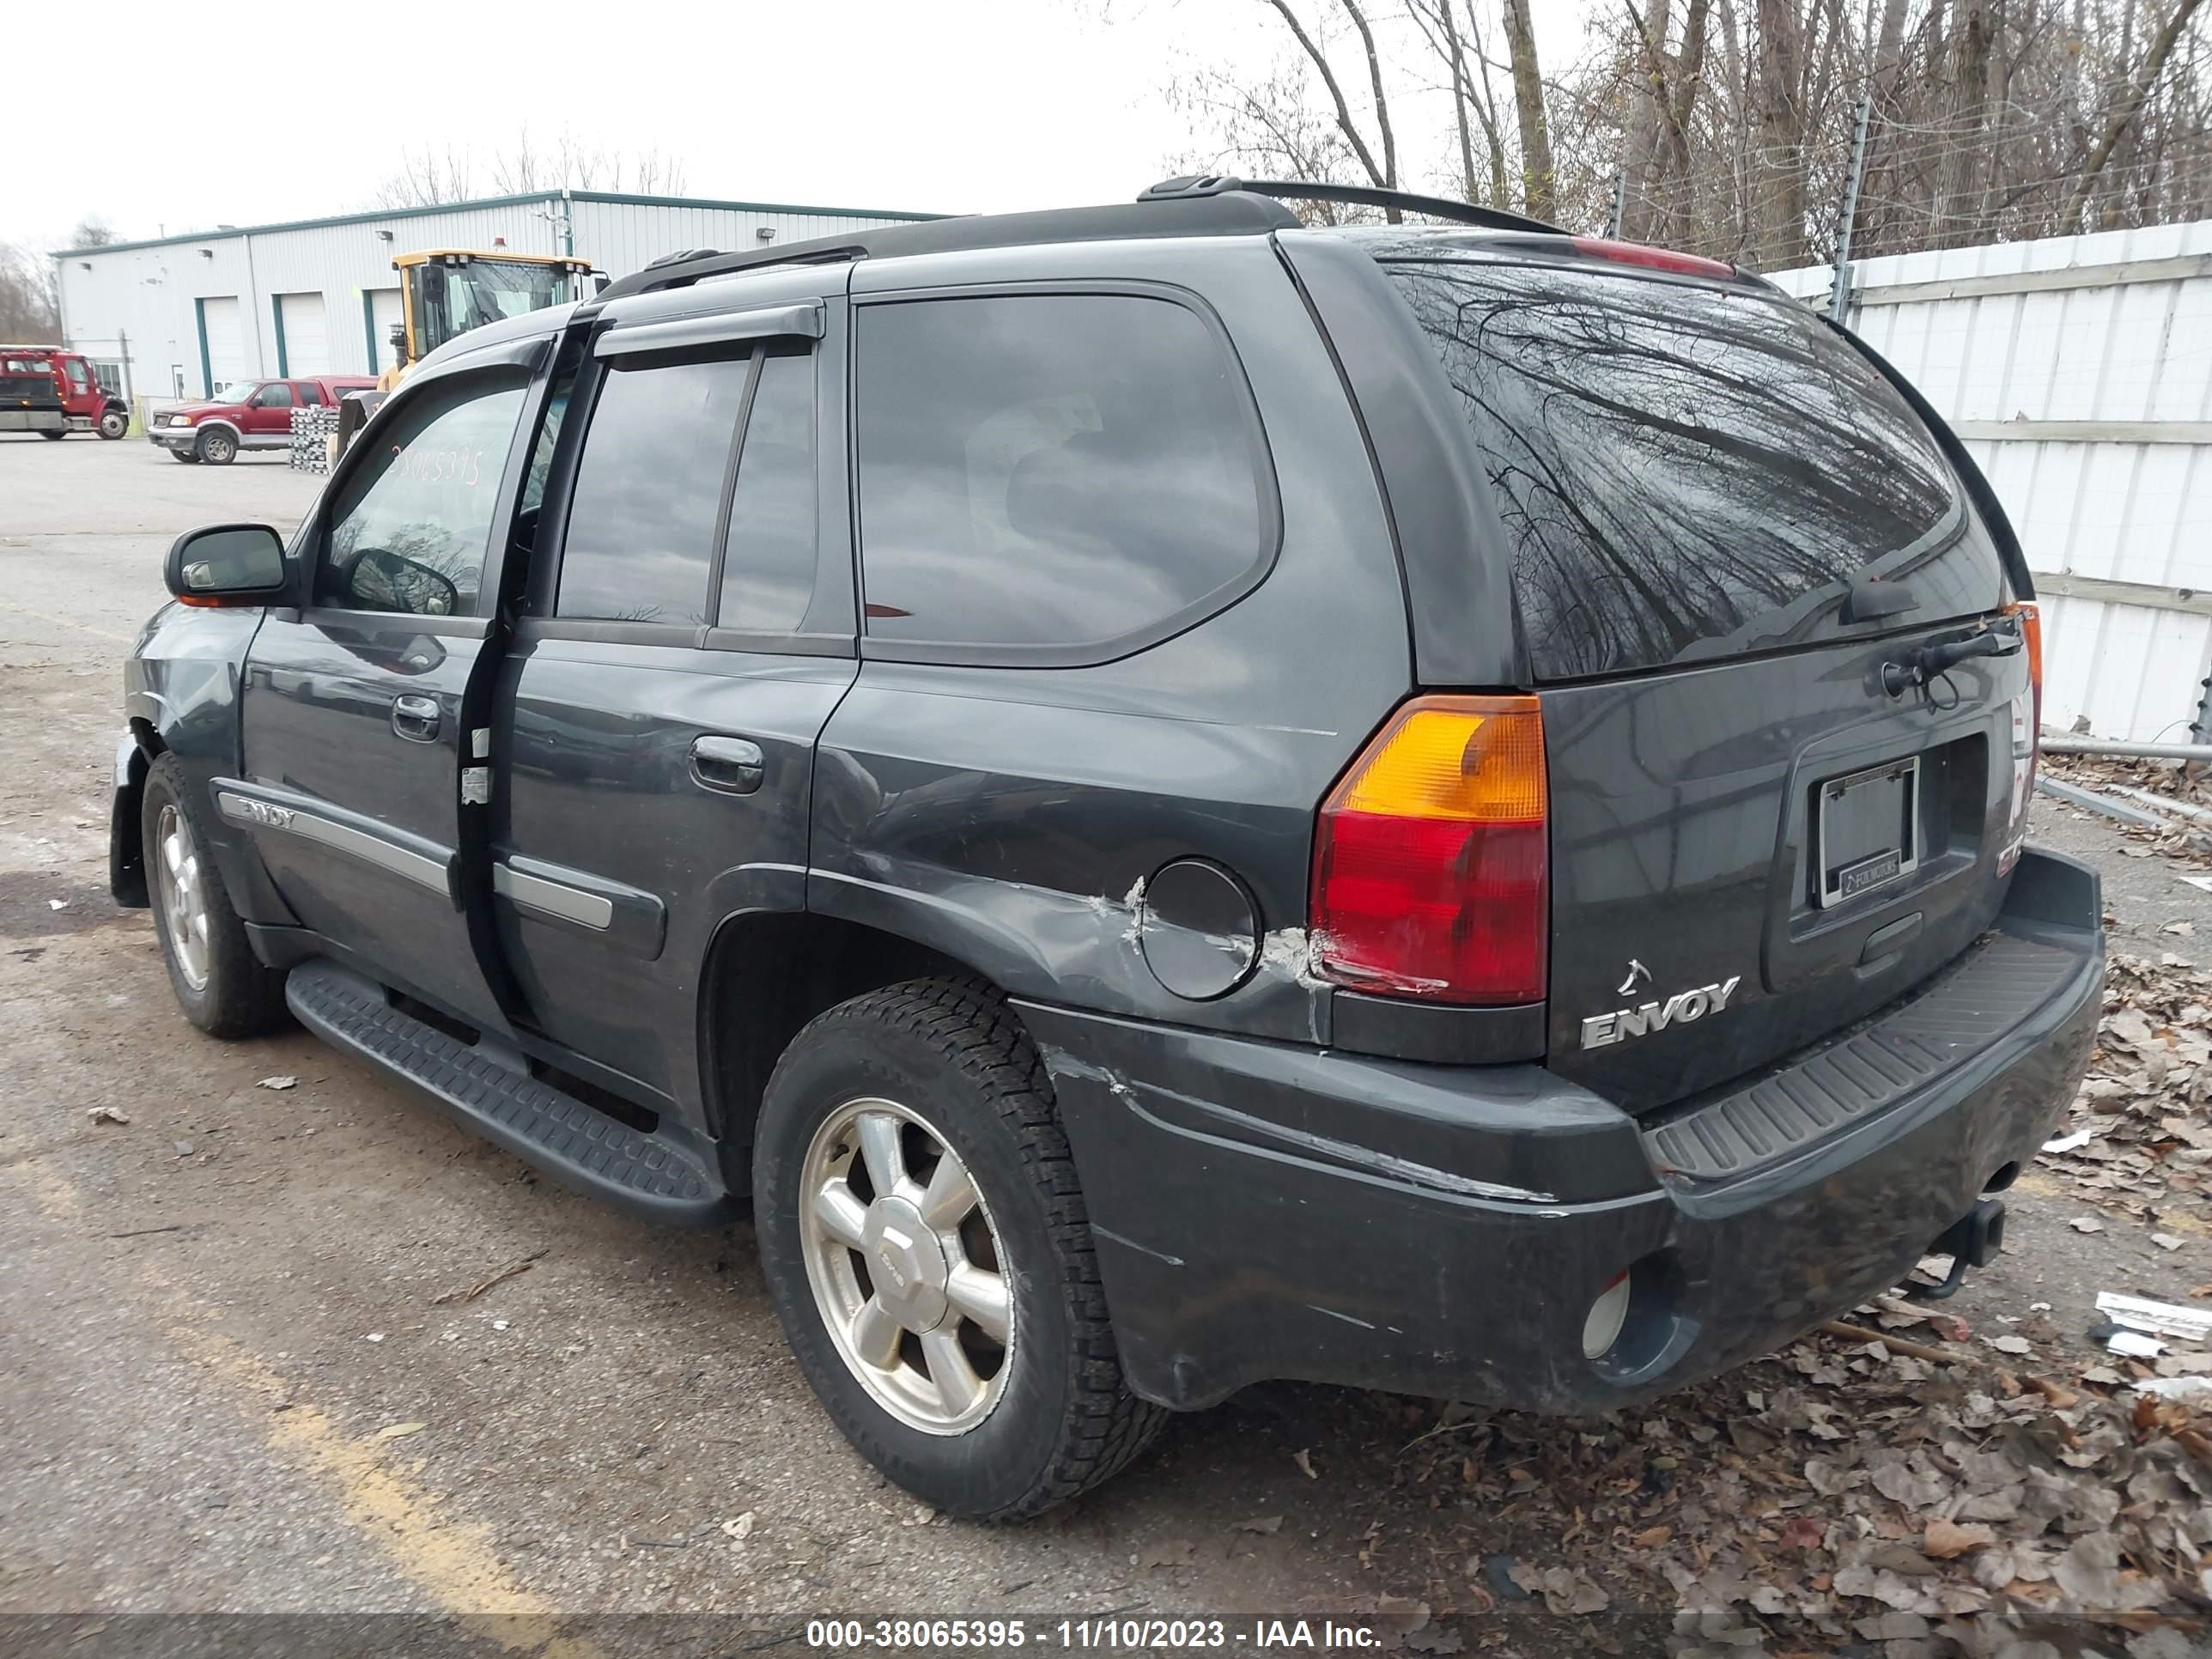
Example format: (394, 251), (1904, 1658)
(1383, 259), (2005, 680)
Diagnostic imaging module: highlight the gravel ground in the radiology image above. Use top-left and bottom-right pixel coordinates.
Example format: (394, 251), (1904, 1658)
(3, 434), (2209, 1656)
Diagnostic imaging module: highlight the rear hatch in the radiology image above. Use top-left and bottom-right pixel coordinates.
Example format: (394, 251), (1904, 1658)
(1380, 250), (2033, 1112)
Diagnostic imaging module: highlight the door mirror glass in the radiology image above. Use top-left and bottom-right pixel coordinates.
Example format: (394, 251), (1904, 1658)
(344, 547), (460, 617)
(165, 524), (286, 601)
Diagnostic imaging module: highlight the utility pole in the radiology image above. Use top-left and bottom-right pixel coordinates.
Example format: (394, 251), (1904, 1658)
(1831, 89), (1874, 324)
(1607, 170), (1627, 240)
(118, 327), (133, 404)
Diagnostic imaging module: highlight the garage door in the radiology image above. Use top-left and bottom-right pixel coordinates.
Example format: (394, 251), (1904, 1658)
(368, 289), (404, 374)
(198, 295), (244, 393)
(276, 292), (328, 375)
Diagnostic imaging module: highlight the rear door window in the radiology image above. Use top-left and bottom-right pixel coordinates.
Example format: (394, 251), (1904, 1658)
(555, 355), (753, 627)
(854, 293), (1274, 659)
(717, 348), (817, 635)
(1382, 258), (2005, 680)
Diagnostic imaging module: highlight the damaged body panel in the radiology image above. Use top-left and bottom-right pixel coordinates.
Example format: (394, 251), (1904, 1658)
(1030, 850), (2100, 1413)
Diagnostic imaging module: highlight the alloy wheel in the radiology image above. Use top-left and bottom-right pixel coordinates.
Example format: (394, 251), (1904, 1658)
(798, 1096), (1014, 1434)
(153, 802), (212, 991)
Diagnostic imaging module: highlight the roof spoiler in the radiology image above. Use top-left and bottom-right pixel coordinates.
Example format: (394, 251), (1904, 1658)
(1139, 175), (1561, 235)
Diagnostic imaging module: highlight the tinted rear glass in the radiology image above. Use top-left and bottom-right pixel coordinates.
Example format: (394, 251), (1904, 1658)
(556, 355), (751, 627)
(1383, 259), (2004, 680)
(854, 294), (1272, 656)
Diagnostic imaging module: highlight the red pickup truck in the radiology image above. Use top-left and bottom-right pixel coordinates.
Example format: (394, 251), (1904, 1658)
(0, 345), (129, 440)
(150, 375), (377, 464)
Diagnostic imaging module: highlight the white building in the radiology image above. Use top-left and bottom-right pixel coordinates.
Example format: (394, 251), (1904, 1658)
(53, 189), (940, 402)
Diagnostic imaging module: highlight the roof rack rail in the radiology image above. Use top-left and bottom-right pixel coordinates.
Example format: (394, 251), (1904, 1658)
(1138, 174), (1560, 235)
(595, 192), (1303, 304)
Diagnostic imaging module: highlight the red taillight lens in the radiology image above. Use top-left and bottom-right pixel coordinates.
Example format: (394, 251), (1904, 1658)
(1310, 696), (1548, 1005)
(1569, 236), (1736, 280)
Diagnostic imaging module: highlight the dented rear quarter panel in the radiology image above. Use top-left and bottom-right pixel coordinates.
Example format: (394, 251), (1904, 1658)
(811, 236), (1412, 1045)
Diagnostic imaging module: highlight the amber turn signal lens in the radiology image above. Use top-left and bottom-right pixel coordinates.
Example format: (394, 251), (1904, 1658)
(1310, 696), (1549, 1006)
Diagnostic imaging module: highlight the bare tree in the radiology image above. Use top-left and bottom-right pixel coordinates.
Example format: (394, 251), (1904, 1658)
(375, 146), (476, 209)
(64, 216), (119, 250)
(1257, 0), (1404, 217)
(1166, 60), (1364, 210)
(1501, 0), (1560, 219)
(0, 243), (60, 342)
(2062, 0), (2212, 223)
(1142, 0), (2212, 266)
(377, 133), (687, 209)
(1406, 0), (1513, 205)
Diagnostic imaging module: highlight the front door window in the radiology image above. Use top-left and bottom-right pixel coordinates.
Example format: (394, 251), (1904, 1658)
(318, 373), (527, 617)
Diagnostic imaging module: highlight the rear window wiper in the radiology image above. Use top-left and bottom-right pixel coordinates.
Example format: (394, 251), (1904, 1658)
(1879, 617), (2021, 696)
(1843, 571), (1919, 623)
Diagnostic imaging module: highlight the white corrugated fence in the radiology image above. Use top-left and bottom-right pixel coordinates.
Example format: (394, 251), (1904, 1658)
(1772, 222), (2212, 744)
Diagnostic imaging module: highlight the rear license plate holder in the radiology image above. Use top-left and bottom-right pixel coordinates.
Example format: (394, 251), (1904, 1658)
(1816, 757), (1919, 908)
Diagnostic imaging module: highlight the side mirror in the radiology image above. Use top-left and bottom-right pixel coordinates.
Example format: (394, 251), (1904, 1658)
(592, 272), (611, 295)
(165, 523), (287, 605)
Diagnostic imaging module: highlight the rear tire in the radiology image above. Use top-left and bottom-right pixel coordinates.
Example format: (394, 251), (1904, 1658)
(197, 428), (236, 465)
(141, 754), (288, 1038)
(754, 979), (1164, 1520)
(39, 428), (64, 441)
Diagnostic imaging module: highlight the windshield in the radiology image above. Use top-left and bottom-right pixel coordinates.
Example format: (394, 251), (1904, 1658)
(1382, 258), (2005, 681)
(213, 380), (260, 404)
(3, 356), (51, 374)
(416, 259), (571, 355)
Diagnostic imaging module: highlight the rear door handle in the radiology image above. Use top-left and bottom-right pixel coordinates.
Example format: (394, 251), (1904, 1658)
(691, 734), (764, 795)
(391, 695), (441, 742)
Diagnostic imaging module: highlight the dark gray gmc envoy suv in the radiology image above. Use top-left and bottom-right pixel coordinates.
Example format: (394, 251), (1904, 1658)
(111, 178), (2103, 1520)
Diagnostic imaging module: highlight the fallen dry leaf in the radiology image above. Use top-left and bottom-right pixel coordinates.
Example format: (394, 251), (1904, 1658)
(1923, 1518), (1996, 1559)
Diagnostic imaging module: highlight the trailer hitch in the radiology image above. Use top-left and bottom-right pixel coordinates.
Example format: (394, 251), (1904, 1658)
(1898, 1197), (2007, 1302)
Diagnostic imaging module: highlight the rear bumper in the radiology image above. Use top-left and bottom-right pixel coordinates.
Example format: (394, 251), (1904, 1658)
(1023, 848), (2102, 1413)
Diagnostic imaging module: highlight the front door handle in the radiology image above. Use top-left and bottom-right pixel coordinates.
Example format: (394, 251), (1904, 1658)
(691, 734), (764, 795)
(391, 694), (441, 743)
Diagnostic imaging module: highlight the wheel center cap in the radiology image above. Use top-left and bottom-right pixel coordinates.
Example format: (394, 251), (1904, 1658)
(862, 1195), (950, 1331)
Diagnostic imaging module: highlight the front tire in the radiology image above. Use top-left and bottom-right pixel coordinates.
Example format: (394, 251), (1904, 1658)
(754, 980), (1164, 1520)
(197, 428), (236, 465)
(98, 408), (128, 440)
(169, 447), (199, 463)
(141, 755), (288, 1038)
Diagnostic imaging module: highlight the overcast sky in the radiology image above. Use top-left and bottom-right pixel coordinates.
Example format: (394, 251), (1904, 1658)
(10, 0), (1597, 251)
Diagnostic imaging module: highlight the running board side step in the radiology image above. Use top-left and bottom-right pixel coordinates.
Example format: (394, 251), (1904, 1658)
(285, 959), (736, 1226)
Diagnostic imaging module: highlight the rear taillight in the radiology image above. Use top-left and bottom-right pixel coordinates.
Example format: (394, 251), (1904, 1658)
(2000, 602), (2042, 875)
(2006, 600), (2043, 724)
(1310, 696), (1548, 1005)
(1569, 236), (1737, 280)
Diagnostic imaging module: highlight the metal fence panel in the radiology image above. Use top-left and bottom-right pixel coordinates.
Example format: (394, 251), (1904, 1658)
(1775, 220), (2212, 741)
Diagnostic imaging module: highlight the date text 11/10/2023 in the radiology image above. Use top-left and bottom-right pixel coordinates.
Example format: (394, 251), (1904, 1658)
(804, 1617), (1386, 1649)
